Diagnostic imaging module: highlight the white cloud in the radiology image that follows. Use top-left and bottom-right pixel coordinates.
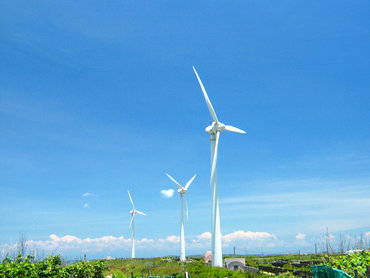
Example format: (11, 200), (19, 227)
(0, 230), (282, 256)
(82, 192), (95, 197)
(296, 233), (306, 240)
(83, 203), (89, 208)
(3, 230), (368, 258)
(223, 230), (277, 243)
(19, 234), (181, 254)
(294, 232), (310, 247)
(190, 230), (282, 249)
(160, 188), (174, 198)
(25, 234), (132, 253)
(165, 235), (180, 243)
(198, 232), (212, 240)
(221, 231), (282, 248)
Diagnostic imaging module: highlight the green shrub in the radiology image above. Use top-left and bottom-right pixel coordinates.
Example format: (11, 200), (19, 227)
(0, 255), (106, 278)
(330, 251), (370, 278)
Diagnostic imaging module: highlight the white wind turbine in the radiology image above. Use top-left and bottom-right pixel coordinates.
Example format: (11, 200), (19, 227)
(193, 67), (246, 267)
(166, 173), (196, 262)
(128, 190), (146, 259)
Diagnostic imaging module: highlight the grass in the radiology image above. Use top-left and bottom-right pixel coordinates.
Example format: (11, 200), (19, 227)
(101, 254), (328, 277)
(103, 258), (184, 278)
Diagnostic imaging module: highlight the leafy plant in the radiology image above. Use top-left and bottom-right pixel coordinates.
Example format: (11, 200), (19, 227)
(330, 250), (370, 277)
(0, 255), (106, 278)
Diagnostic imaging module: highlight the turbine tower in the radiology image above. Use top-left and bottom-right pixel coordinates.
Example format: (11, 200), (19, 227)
(128, 190), (146, 259)
(193, 67), (246, 267)
(166, 173), (196, 262)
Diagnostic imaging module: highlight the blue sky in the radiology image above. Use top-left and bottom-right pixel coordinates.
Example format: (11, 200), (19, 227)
(0, 1), (369, 259)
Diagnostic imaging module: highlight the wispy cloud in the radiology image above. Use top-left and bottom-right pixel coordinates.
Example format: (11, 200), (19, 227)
(83, 203), (89, 208)
(219, 179), (370, 233)
(82, 192), (96, 197)
(0, 94), (71, 124)
(160, 189), (174, 198)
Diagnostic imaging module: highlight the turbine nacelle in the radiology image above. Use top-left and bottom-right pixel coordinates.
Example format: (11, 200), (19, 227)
(206, 121), (225, 134)
(206, 121), (246, 135)
(177, 188), (187, 194)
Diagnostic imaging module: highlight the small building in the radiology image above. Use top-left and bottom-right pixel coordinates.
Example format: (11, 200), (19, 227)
(203, 251), (212, 263)
(224, 258), (245, 272)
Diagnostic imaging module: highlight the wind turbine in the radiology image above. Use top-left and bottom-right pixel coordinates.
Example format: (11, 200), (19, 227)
(128, 190), (146, 259)
(166, 173), (196, 262)
(193, 67), (246, 267)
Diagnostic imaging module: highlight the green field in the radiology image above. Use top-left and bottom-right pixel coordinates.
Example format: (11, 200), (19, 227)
(103, 258), (185, 278)
(2, 251), (368, 277)
(102, 254), (326, 278)
(102, 252), (370, 277)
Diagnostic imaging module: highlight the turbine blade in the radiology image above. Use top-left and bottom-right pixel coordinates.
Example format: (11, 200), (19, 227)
(166, 173), (184, 190)
(128, 190), (135, 209)
(211, 132), (220, 181)
(185, 174), (196, 190)
(225, 125), (246, 134)
(136, 210), (146, 216)
(129, 214), (134, 229)
(192, 66), (219, 122)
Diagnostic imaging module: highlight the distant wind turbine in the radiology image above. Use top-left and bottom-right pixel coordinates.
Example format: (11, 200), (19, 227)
(128, 190), (146, 259)
(193, 66), (246, 267)
(166, 173), (196, 262)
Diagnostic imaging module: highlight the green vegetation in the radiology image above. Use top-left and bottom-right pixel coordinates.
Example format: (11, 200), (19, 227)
(103, 258), (185, 278)
(2, 252), (369, 277)
(0, 254), (106, 278)
(329, 251), (370, 277)
(185, 261), (268, 278)
(103, 257), (285, 278)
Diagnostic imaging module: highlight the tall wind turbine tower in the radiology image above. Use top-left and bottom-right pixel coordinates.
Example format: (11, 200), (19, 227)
(128, 190), (146, 259)
(166, 173), (196, 262)
(193, 67), (246, 267)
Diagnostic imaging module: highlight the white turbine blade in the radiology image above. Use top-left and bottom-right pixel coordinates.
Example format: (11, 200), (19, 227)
(136, 210), (146, 216)
(166, 173), (184, 190)
(129, 214), (134, 229)
(185, 174), (196, 190)
(128, 190), (135, 209)
(192, 66), (219, 123)
(224, 125), (246, 134)
(211, 131), (220, 180)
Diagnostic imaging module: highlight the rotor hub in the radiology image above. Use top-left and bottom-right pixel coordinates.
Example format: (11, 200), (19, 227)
(206, 121), (225, 134)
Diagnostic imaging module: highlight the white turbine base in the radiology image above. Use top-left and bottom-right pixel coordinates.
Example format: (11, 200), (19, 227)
(210, 133), (223, 267)
(180, 195), (186, 261)
(131, 222), (135, 259)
